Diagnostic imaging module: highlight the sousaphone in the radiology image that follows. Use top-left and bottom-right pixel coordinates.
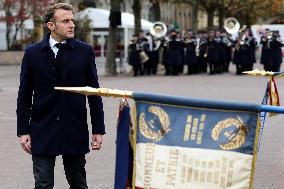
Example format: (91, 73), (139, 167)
(224, 17), (240, 34)
(150, 21), (167, 39)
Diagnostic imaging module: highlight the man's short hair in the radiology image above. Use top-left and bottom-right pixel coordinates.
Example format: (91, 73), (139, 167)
(44, 3), (73, 24)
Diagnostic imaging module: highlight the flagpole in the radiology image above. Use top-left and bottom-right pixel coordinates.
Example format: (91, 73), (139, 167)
(54, 86), (134, 98)
(55, 86), (284, 114)
(259, 105), (284, 114)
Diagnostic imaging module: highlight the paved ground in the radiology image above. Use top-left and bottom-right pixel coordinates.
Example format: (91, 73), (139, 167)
(0, 63), (283, 189)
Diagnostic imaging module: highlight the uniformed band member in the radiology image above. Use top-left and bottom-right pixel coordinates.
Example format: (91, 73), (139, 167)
(260, 29), (284, 72)
(166, 30), (184, 75)
(128, 34), (142, 76)
(232, 31), (252, 75)
(152, 36), (161, 74)
(198, 32), (209, 73)
(207, 30), (219, 74)
(184, 31), (197, 74)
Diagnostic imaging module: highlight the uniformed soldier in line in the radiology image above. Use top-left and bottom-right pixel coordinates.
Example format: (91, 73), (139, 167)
(267, 31), (284, 72)
(194, 32), (202, 73)
(232, 32), (251, 75)
(167, 30), (184, 75)
(151, 35), (162, 75)
(207, 30), (219, 74)
(260, 29), (272, 71)
(198, 31), (208, 73)
(223, 32), (233, 72)
(247, 29), (257, 71)
(145, 32), (154, 75)
(161, 35), (170, 75)
(184, 31), (197, 74)
(128, 35), (142, 76)
(177, 31), (185, 74)
(240, 28), (254, 71)
(137, 31), (152, 75)
(218, 30), (228, 74)
(214, 30), (226, 73)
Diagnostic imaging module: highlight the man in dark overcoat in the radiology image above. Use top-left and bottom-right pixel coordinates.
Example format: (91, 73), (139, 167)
(16, 3), (105, 188)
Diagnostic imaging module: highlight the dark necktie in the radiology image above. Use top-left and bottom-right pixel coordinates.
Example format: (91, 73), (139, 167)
(54, 43), (64, 85)
(55, 43), (63, 59)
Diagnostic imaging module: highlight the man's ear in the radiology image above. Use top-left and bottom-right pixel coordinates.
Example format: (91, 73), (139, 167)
(47, 22), (55, 31)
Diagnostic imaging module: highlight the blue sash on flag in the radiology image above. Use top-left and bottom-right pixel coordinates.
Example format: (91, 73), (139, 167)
(114, 100), (133, 189)
(258, 82), (269, 150)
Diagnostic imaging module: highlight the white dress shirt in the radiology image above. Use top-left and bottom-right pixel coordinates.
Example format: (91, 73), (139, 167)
(49, 36), (66, 58)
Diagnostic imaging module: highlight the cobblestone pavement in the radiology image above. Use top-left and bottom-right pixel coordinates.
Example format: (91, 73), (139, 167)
(0, 64), (283, 189)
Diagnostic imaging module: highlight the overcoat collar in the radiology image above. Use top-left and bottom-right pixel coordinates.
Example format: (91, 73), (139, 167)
(39, 33), (75, 51)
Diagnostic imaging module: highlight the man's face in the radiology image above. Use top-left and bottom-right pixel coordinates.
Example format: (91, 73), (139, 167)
(215, 31), (220, 37)
(48, 9), (75, 41)
(139, 32), (144, 39)
(209, 31), (214, 38)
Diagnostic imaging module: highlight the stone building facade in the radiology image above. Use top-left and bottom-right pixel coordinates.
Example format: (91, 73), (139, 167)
(76, 0), (195, 33)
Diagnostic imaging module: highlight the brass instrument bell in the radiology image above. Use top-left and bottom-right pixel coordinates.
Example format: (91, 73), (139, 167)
(224, 17), (240, 34)
(150, 21), (167, 39)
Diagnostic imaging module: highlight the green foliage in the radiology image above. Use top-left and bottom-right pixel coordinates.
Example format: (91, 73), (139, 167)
(196, 0), (278, 25)
(78, 0), (96, 11)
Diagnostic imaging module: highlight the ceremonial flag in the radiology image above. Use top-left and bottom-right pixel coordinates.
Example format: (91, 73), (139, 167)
(130, 93), (260, 189)
(53, 86), (284, 189)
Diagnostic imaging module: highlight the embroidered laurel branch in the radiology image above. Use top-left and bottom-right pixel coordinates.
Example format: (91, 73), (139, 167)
(212, 117), (247, 150)
(139, 106), (170, 142)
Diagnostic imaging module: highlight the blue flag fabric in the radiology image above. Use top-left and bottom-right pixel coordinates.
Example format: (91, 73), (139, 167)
(131, 92), (260, 189)
(114, 100), (132, 189)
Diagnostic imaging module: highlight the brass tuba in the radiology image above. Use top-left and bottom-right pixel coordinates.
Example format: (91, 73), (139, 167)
(224, 17), (240, 34)
(224, 17), (248, 49)
(150, 21), (168, 39)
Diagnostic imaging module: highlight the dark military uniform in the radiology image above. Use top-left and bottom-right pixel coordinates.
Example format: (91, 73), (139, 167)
(224, 37), (233, 72)
(218, 37), (227, 73)
(167, 36), (184, 75)
(268, 38), (284, 72)
(184, 38), (197, 74)
(207, 37), (219, 74)
(138, 37), (152, 75)
(128, 40), (142, 76)
(151, 39), (161, 75)
(247, 36), (257, 71)
(260, 37), (271, 71)
(197, 38), (208, 73)
(233, 38), (251, 74)
(161, 38), (170, 75)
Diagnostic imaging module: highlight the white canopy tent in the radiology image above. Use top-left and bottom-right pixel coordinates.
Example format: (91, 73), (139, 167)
(77, 8), (153, 29)
(76, 8), (154, 62)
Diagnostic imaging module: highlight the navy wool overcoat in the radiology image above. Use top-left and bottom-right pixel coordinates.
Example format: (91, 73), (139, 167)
(17, 34), (105, 155)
